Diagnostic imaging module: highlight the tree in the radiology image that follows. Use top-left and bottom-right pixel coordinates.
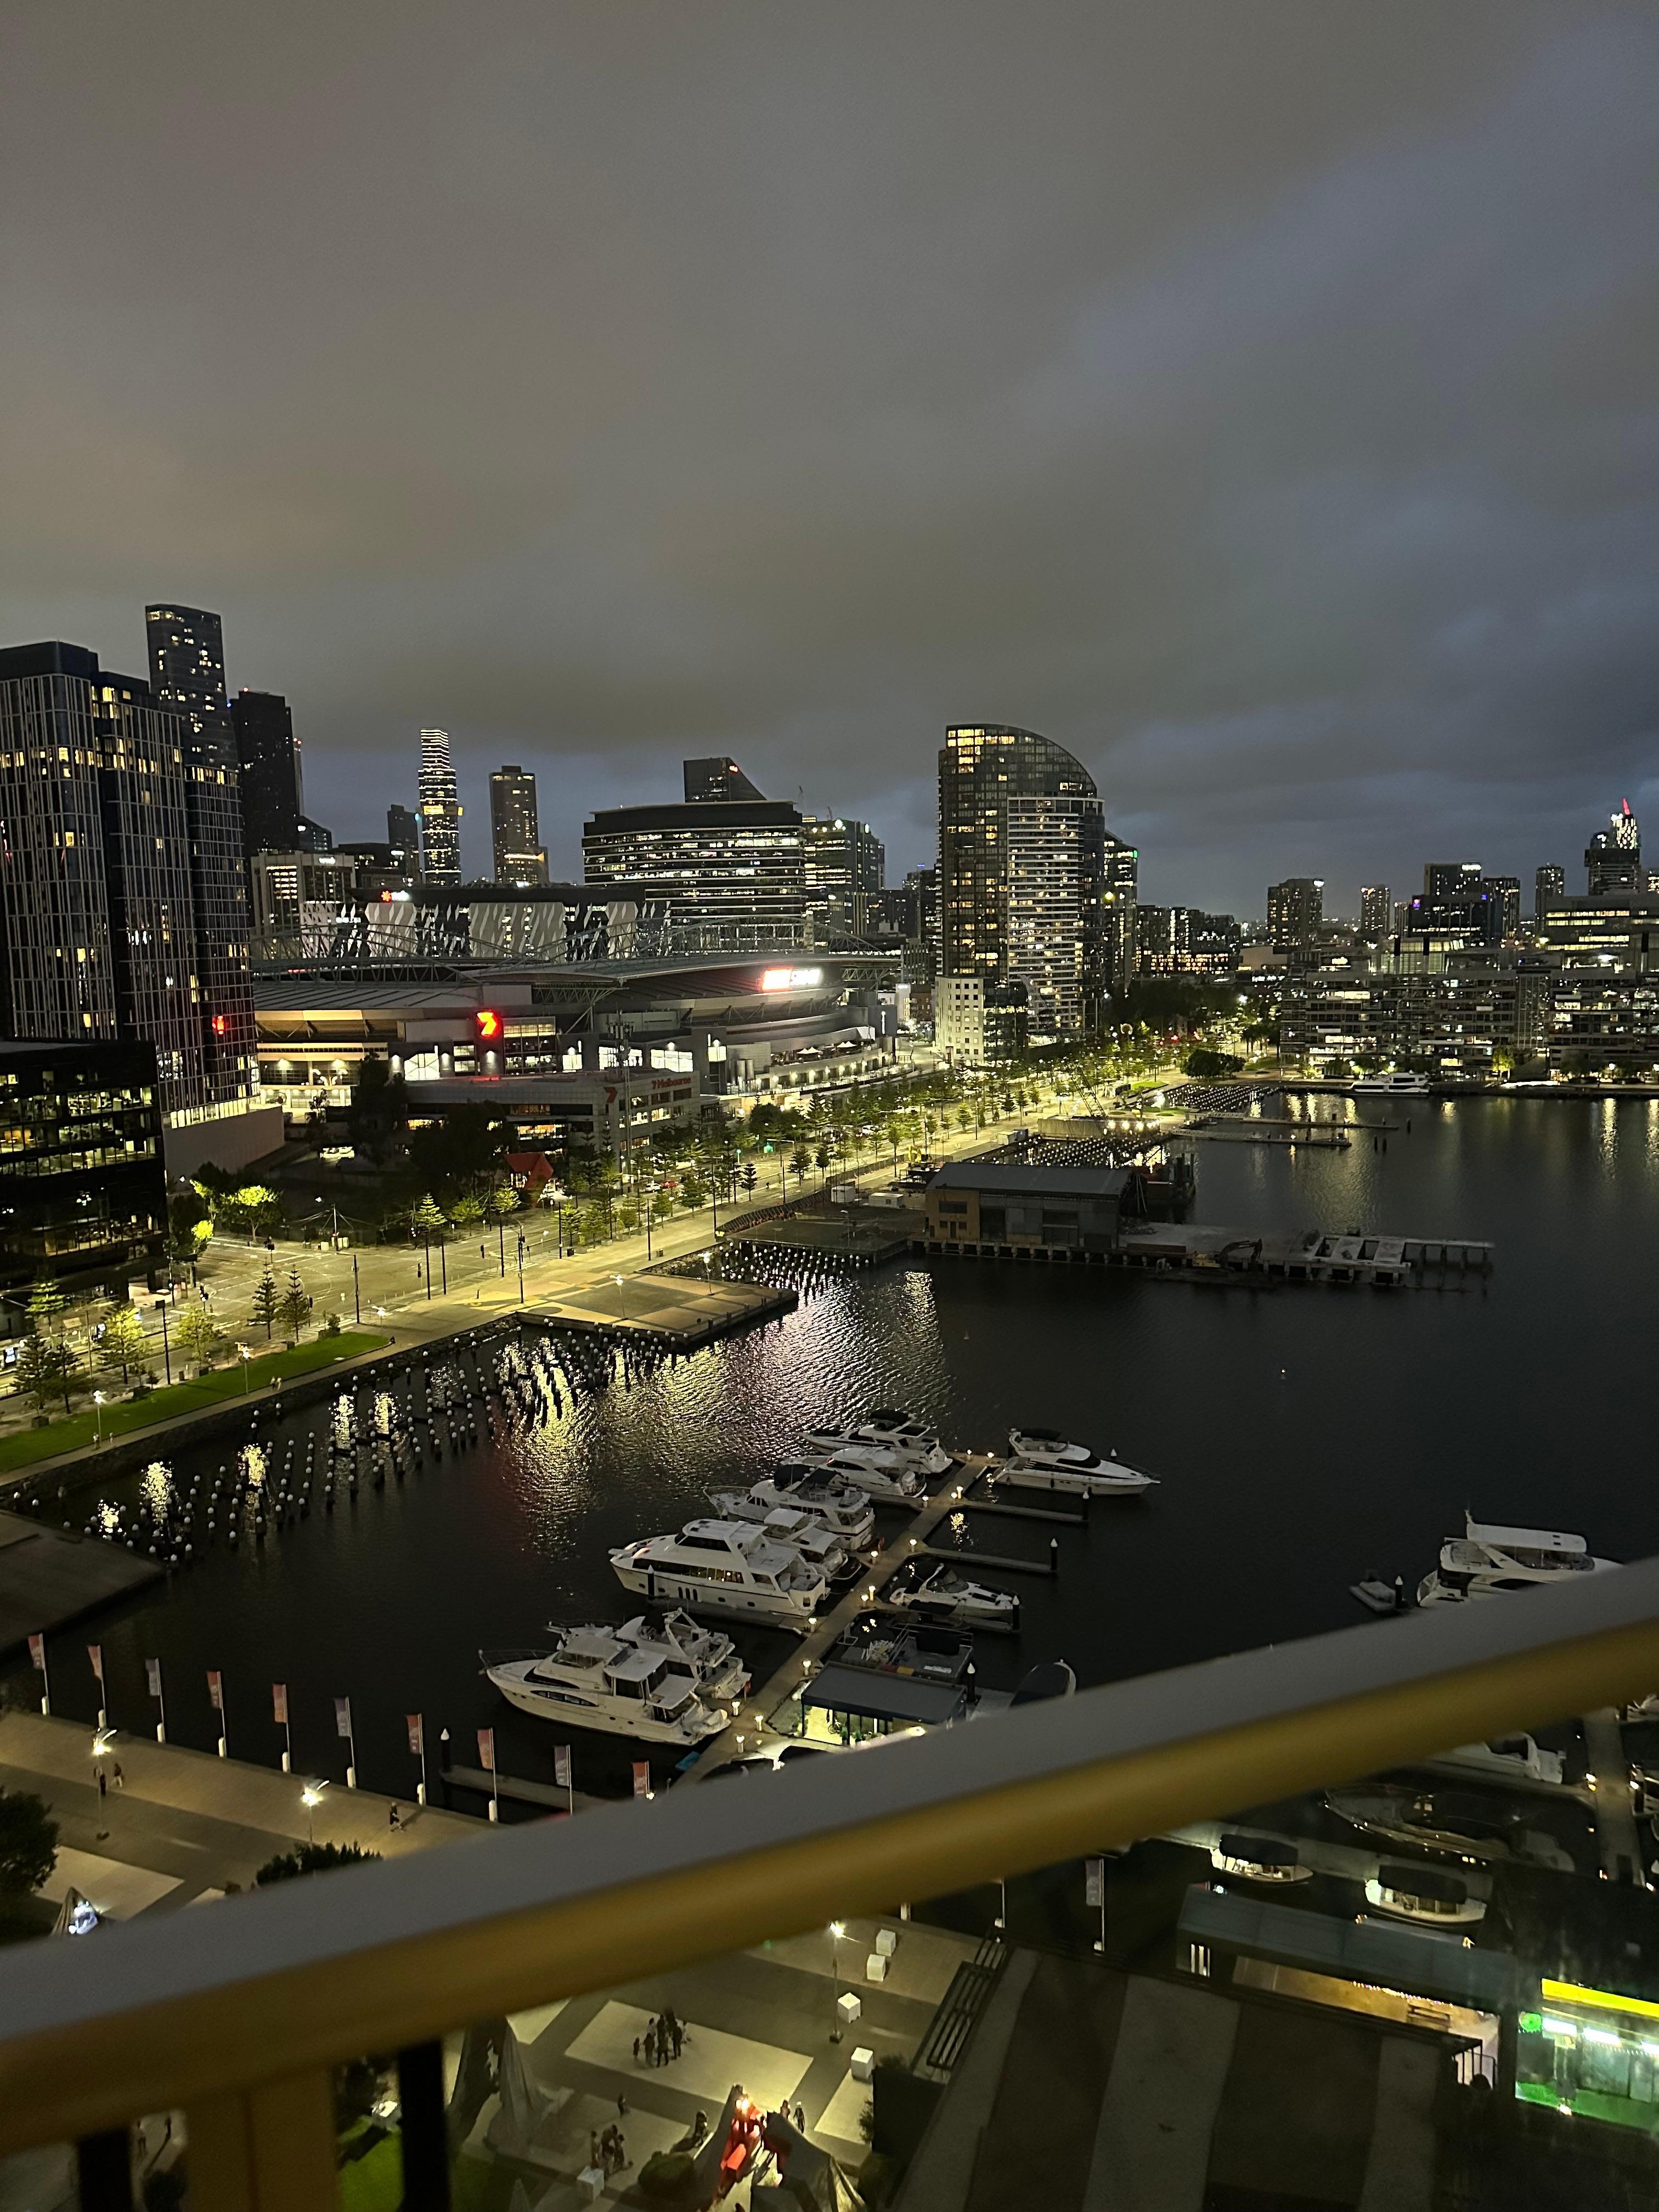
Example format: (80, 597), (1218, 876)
(174, 1306), (224, 1376)
(16, 1333), (79, 1417)
(255, 1841), (381, 1887)
(25, 1277), (69, 1337)
(249, 1265), (281, 1341)
(345, 1055), (409, 1166)
(406, 1104), (514, 1201)
(98, 1303), (148, 1383)
(0, 1787), (58, 1897)
(167, 1184), (212, 1274)
(789, 1144), (810, 1182)
(449, 1193), (486, 1229)
(277, 1265), (309, 1346)
(741, 1161), (758, 1195)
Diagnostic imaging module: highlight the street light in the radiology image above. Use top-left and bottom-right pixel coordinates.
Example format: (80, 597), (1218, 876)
(301, 1781), (328, 1845)
(828, 1922), (848, 2042)
(237, 1343), (252, 1394)
(92, 1390), (105, 1444)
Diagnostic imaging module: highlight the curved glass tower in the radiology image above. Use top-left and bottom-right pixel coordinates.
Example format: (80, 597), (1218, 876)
(938, 723), (1099, 986)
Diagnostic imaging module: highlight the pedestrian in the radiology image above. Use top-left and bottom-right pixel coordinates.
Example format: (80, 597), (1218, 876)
(616, 2091), (628, 2119)
(633, 2035), (641, 2064)
(388, 1804), (402, 1831)
(671, 2018), (683, 2061)
(794, 2104), (805, 2131)
(111, 1762), (124, 1790)
(655, 2018), (668, 2067)
(590, 2130), (600, 2170)
(97, 1767), (107, 1802)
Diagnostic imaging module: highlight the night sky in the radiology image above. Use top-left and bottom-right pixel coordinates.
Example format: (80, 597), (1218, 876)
(4, 4), (1656, 913)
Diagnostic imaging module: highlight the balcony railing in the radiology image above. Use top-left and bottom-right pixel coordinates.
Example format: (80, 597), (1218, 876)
(3, 1555), (1658, 2206)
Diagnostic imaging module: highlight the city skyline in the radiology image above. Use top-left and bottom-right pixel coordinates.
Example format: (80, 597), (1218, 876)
(5, 10), (1657, 912)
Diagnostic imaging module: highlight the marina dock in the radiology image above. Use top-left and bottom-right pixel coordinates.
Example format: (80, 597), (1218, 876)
(0, 1510), (163, 1659)
(521, 1271), (797, 1347)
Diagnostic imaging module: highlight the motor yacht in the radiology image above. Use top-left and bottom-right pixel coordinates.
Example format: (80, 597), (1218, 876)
(1363, 1863), (1487, 1929)
(798, 1447), (927, 1502)
(1427, 1735), (1566, 1788)
(1210, 1833), (1311, 1885)
(1415, 1515), (1618, 1606)
(884, 1558), (1020, 1626)
(748, 1506), (854, 1583)
(1000, 1432), (1158, 1496)
(1351, 1072), (1431, 1095)
(803, 1419), (952, 1477)
(707, 1467), (875, 1548)
(610, 1517), (827, 1628)
(1324, 1785), (1575, 1870)
(482, 1612), (748, 1744)
(853, 1409), (945, 1452)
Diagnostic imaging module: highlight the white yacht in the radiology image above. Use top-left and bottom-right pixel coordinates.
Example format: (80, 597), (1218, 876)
(884, 1558), (1020, 1625)
(1002, 1430), (1158, 1496)
(707, 1467), (875, 1548)
(803, 1419), (952, 1478)
(1427, 1735), (1566, 1788)
(1209, 1833), (1311, 1885)
(1352, 1071), (1431, 1095)
(482, 1612), (748, 1745)
(1363, 1863), (1486, 1929)
(1416, 1515), (1618, 1606)
(610, 1517), (827, 1628)
(798, 1447), (927, 1502)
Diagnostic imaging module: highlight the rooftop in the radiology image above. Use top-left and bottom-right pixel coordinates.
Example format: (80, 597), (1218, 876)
(928, 1160), (1135, 1198)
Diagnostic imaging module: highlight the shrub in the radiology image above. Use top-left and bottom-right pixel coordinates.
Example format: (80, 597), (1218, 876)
(638, 2149), (696, 2199)
(255, 1842), (380, 1886)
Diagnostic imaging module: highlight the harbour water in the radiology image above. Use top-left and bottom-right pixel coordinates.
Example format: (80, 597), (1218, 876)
(7, 1096), (1658, 1806)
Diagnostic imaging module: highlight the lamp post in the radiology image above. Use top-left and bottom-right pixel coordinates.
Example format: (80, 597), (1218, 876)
(828, 1922), (848, 2043)
(238, 1343), (251, 1394)
(154, 1299), (171, 1386)
(351, 1253), (360, 1325)
(92, 1390), (104, 1444)
(301, 1781), (327, 1846)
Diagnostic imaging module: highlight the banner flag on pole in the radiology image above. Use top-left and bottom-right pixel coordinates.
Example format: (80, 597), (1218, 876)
(631, 1762), (650, 1799)
(477, 1728), (495, 1773)
(407, 1714), (424, 1757)
(334, 1697), (353, 1740)
(1085, 1858), (1105, 1909)
(145, 1658), (162, 1701)
(272, 1684), (288, 1725)
(87, 1644), (103, 1685)
(206, 1670), (223, 1712)
(27, 1635), (45, 1673)
(552, 1745), (572, 1790)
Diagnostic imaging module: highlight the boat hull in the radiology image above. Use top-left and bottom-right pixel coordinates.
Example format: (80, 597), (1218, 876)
(611, 1559), (819, 1630)
(998, 1458), (1154, 1497)
(485, 1667), (724, 1744)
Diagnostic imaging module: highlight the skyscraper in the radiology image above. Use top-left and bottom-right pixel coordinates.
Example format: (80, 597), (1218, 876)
(143, 604), (256, 1116)
(802, 815), (884, 941)
(684, 756), (765, 803)
(583, 797), (808, 949)
(229, 690), (305, 855)
(1103, 833), (1138, 999)
(1535, 863), (1566, 918)
(1586, 801), (1641, 896)
(938, 724), (1099, 984)
(1267, 877), (1324, 952)
(489, 766), (548, 885)
(1006, 792), (1105, 1033)
(1359, 885), (1392, 940)
(417, 727), (462, 883)
(387, 804), (422, 875)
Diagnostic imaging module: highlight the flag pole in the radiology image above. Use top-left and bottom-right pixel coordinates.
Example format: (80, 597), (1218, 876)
(30, 1634), (49, 1716)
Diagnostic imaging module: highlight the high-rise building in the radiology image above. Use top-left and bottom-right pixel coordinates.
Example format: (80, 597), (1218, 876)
(229, 689), (305, 855)
(0, 641), (269, 1161)
(684, 756), (765, 803)
(1135, 906), (1239, 978)
(1406, 862), (1502, 946)
(387, 804), (422, 876)
(802, 815), (884, 941)
(417, 727), (462, 884)
(1103, 834), (1138, 998)
(938, 724), (1099, 985)
(489, 766), (548, 886)
(583, 798), (808, 950)
(144, 605), (257, 1116)
(1006, 792), (1105, 1033)
(1266, 877), (1324, 952)
(1483, 876), (1522, 941)
(1359, 885), (1392, 940)
(1587, 801), (1641, 896)
(1535, 863), (1566, 918)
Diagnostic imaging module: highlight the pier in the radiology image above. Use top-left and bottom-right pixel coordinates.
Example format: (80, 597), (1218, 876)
(0, 1510), (163, 1658)
(521, 1271), (797, 1348)
(1188, 1114), (1352, 1149)
(916, 1219), (1492, 1286)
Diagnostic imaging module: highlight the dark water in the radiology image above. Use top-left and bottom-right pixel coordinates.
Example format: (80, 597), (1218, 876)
(8, 1097), (1658, 1804)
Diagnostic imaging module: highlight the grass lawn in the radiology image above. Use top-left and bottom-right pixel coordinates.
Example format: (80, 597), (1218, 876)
(0, 1331), (390, 1475)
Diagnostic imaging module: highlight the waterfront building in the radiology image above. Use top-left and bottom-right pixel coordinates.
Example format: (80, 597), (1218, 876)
(417, 726), (463, 884)
(1284, 947), (1551, 1078)
(0, 642), (277, 1172)
(938, 724), (1099, 988)
(0, 1037), (167, 1312)
(1103, 832), (1138, 997)
(1534, 863), (1565, 919)
(922, 1158), (1142, 1255)
(1135, 906), (1239, 978)
(489, 766), (548, 886)
(582, 796), (808, 951)
(387, 803), (422, 877)
(684, 755), (765, 803)
(146, 607), (259, 1119)
(1266, 877), (1323, 953)
(1005, 793), (1106, 1032)
(1586, 801), (1641, 896)
(802, 814), (884, 943)
(228, 689), (305, 855)
(1359, 884), (1392, 940)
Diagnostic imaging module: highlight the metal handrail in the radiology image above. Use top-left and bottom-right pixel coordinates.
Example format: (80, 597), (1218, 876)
(2, 1558), (1657, 2153)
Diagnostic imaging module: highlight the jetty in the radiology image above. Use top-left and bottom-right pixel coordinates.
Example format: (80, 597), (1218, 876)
(0, 1510), (163, 1659)
(521, 1271), (795, 1348)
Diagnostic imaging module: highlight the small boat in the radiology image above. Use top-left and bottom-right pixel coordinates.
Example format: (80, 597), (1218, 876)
(1363, 1863), (1486, 1929)
(1012, 1658), (1076, 1704)
(1324, 1786), (1574, 1870)
(997, 1435), (1157, 1497)
(610, 1519), (828, 1628)
(884, 1558), (1019, 1626)
(483, 1611), (748, 1743)
(707, 1467), (874, 1547)
(798, 1449), (926, 1502)
(1211, 1833), (1311, 1885)
(803, 1422), (952, 1478)
(1351, 1571), (1409, 1615)
(1416, 1514), (1618, 1606)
